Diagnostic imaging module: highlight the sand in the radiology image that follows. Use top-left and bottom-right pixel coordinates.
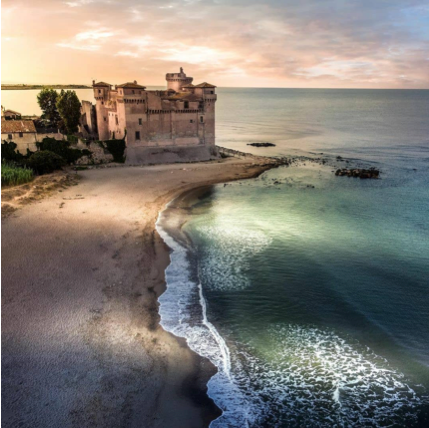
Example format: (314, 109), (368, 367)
(1, 155), (281, 428)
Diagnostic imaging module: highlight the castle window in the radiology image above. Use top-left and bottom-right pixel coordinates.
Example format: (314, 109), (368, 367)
(115, 116), (119, 125)
(98, 89), (101, 94)
(138, 118), (142, 125)
(210, 91), (214, 94)
(200, 116), (204, 123)
(190, 120), (194, 123)
(184, 101), (189, 109)
(132, 90), (135, 94)
(19, 132), (23, 138)
(8, 134), (12, 140)
(104, 117), (107, 122)
(135, 131), (141, 140)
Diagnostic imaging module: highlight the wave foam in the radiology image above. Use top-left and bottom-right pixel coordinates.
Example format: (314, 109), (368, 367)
(156, 209), (427, 428)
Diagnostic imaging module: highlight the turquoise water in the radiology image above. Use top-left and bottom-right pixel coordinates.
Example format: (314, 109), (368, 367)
(158, 89), (429, 427)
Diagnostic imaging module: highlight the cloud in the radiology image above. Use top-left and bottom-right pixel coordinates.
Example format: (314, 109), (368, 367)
(115, 51), (139, 58)
(2, 0), (429, 88)
(57, 27), (116, 51)
(155, 45), (237, 65)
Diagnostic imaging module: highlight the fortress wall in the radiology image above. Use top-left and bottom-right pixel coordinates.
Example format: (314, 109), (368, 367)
(174, 112), (200, 138)
(147, 113), (172, 141)
(124, 103), (147, 146)
(125, 144), (218, 165)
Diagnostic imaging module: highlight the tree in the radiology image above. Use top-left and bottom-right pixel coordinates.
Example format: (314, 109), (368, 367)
(37, 88), (61, 128)
(56, 90), (81, 135)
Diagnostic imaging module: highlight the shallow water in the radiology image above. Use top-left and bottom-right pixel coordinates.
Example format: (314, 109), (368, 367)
(157, 89), (429, 427)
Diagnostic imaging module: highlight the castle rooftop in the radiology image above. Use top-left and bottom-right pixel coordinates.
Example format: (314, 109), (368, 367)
(93, 81), (111, 87)
(117, 81), (146, 89)
(194, 82), (216, 88)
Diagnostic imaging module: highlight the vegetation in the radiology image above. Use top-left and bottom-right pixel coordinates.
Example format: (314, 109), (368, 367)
(1, 141), (24, 162)
(27, 151), (66, 175)
(1, 161), (34, 187)
(1, 137), (92, 181)
(37, 88), (82, 134)
(36, 137), (90, 164)
(102, 139), (126, 163)
(56, 90), (81, 134)
(37, 88), (61, 128)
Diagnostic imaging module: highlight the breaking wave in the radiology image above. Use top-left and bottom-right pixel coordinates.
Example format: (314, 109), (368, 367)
(156, 204), (427, 428)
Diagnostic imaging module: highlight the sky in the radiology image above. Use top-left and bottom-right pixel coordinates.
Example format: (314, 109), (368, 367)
(1, 0), (429, 88)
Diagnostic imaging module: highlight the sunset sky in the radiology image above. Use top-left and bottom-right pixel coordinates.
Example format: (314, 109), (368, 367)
(1, 0), (429, 88)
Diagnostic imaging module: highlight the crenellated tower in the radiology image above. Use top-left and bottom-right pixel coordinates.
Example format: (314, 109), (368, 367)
(165, 67), (193, 92)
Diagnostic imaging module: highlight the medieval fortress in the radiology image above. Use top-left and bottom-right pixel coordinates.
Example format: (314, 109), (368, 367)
(81, 68), (219, 163)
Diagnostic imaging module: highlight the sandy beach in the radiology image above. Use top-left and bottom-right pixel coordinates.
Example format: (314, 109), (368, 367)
(2, 155), (281, 428)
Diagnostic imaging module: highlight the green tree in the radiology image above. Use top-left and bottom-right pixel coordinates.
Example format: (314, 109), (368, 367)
(37, 88), (61, 127)
(56, 90), (81, 134)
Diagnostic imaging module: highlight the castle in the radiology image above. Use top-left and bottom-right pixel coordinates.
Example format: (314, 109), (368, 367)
(81, 68), (219, 164)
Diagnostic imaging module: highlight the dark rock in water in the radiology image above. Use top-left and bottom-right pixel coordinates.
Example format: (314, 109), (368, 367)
(335, 167), (380, 179)
(247, 142), (276, 147)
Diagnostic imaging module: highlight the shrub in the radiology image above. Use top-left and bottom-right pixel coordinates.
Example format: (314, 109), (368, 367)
(27, 151), (66, 174)
(1, 141), (24, 162)
(1, 161), (34, 186)
(104, 139), (126, 163)
(36, 137), (89, 164)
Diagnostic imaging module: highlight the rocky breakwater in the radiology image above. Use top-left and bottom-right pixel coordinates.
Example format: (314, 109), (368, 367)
(335, 167), (380, 179)
(247, 142), (276, 147)
(217, 146), (290, 168)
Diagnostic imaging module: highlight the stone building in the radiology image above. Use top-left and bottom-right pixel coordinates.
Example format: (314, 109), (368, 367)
(1, 108), (22, 120)
(1, 119), (64, 154)
(83, 68), (218, 164)
(1, 120), (38, 153)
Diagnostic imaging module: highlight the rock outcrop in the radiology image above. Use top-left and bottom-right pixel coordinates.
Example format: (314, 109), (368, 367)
(335, 168), (380, 179)
(247, 142), (276, 147)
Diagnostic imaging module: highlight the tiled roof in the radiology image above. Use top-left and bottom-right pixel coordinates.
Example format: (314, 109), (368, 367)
(1, 120), (36, 133)
(117, 82), (146, 89)
(2, 109), (21, 116)
(194, 82), (216, 88)
(93, 81), (111, 87)
(165, 93), (201, 101)
(182, 83), (195, 88)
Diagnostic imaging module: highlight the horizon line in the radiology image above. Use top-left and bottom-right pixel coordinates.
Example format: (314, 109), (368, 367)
(2, 83), (429, 91)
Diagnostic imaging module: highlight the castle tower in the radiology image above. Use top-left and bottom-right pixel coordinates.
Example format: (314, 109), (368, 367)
(92, 80), (112, 140)
(165, 67), (193, 92)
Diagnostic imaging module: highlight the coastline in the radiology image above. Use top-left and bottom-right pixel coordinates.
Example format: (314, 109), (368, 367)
(1, 84), (91, 90)
(2, 154), (284, 428)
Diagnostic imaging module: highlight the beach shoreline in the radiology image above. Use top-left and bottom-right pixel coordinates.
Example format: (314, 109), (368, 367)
(2, 154), (284, 428)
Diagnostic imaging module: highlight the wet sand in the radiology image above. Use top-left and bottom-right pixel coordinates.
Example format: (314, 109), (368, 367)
(1, 155), (281, 428)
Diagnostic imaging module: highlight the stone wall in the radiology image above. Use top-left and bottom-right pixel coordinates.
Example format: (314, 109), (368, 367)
(74, 140), (114, 165)
(126, 144), (219, 165)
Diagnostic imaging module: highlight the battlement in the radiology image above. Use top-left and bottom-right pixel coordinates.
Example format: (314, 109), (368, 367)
(165, 67), (193, 92)
(85, 68), (217, 164)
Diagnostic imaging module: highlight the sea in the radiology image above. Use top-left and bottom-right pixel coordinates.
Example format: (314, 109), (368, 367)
(157, 88), (429, 427)
(3, 87), (429, 427)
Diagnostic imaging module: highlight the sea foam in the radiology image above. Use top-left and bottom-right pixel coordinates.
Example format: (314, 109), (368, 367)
(156, 202), (427, 428)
